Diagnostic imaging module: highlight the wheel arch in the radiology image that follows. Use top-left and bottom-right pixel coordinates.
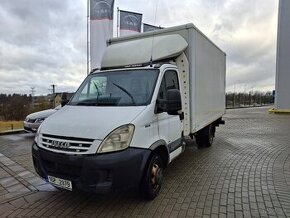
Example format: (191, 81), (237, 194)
(149, 140), (169, 168)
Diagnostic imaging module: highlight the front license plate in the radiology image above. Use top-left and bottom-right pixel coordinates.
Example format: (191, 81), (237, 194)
(48, 175), (72, 191)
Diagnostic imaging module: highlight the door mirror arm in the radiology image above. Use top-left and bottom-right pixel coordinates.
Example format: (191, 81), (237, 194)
(179, 111), (184, 120)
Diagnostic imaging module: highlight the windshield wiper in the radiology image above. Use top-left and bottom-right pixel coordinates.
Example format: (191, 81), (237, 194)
(76, 99), (98, 106)
(113, 83), (136, 105)
(75, 97), (120, 106)
(93, 82), (100, 100)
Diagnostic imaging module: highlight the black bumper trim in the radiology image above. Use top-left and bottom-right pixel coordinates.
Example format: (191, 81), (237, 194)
(32, 144), (151, 193)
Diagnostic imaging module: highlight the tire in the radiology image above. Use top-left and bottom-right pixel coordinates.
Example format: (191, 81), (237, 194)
(141, 153), (164, 200)
(195, 124), (215, 148)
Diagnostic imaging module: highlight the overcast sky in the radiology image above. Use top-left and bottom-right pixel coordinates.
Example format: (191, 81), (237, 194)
(0, 0), (278, 95)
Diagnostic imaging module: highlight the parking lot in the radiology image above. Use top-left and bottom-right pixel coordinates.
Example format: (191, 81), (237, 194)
(0, 106), (290, 217)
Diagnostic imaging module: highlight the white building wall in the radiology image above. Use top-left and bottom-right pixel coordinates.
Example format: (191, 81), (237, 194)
(275, 0), (290, 109)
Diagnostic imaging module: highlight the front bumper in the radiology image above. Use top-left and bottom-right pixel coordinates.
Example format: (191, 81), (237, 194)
(32, 143), (151, 192)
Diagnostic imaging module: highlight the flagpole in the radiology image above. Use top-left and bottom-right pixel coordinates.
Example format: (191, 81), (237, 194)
(150, 0), (159, 65)
(87, 0), (90, 75)
(117, 7), (119, 37)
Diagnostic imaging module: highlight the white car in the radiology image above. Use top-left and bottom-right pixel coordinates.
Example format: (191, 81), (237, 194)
(24, 105), (61, 133)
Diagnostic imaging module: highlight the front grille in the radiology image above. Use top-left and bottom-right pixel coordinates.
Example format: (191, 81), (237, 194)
(40, 134), (94, 153)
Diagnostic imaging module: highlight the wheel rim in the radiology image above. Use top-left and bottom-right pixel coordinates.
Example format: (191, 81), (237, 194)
(150, 161), (163, 191)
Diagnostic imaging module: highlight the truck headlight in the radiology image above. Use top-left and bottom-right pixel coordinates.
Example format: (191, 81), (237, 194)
(97, 124), (135, 154)
(34, 125), (42, 144)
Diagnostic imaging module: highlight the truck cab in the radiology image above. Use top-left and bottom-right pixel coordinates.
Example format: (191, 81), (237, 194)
(33, 63), (184, 199)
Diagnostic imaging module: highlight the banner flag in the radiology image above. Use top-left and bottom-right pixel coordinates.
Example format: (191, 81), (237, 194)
(90, 0), (114, 70)
(119, 10), (142, 36)
(143, 23), (162, 32)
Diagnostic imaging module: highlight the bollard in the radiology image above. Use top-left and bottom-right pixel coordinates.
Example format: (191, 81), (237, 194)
(11, 124), (13, 130)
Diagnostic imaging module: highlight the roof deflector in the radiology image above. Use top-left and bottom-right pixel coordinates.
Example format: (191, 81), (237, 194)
(101, 34), (188, 69)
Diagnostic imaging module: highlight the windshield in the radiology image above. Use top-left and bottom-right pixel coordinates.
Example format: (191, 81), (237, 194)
(70, 69), (159, 106)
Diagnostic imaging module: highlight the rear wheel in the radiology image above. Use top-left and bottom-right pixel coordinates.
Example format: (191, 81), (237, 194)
(141, 153), (164, 200)
(195, 124), (215, 147)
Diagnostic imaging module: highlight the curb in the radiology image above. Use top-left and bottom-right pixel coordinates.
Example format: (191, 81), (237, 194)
(226, 105), (273, 110)
(0, 129), (25, 136)
(269, 108), (290, 114)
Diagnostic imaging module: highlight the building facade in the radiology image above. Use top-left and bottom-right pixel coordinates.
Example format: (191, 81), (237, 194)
(275, 0), (290, 110)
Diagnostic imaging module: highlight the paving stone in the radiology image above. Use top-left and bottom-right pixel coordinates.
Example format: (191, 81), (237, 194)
(218, 213), (226, 218)
(6, 184), (29, 193)
(8, 165), (25, 173)
(0, 177), (19, 188)
(194, 208), (203, 216)
(35, 183), (58, 192)
(235, 211), (243, 218)
(0, 169), (10, 178)
(0, 202), (14, 214)
(9, 197), (28, 207)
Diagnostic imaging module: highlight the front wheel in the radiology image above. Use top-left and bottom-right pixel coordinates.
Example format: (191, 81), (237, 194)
(141, 153), (164, 200)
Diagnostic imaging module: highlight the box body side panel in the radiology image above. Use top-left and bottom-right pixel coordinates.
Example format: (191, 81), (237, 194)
(190, 31), (226, 132)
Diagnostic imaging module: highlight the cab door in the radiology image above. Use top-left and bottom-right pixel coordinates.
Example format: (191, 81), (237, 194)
(156, 69), (183, 152)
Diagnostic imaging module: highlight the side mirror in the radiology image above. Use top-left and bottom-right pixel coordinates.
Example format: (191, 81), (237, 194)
(61, 99), (69, 107)
(155, 89), (182, 115)
(61, 92), (69, 107)
(166, 89), (182, 115)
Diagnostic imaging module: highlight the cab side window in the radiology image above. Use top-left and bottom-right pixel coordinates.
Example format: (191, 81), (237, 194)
(165, 70), (179, 91)
(158, 70), (180, 100)
(156, 70), (180, 113)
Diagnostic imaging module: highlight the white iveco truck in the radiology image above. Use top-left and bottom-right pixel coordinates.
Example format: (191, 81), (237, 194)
(32, 23), (226, 199)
